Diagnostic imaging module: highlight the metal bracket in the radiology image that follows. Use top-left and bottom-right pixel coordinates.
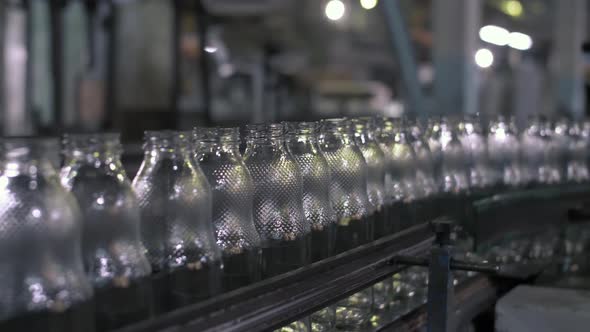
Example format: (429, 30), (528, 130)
(390, 217), (544, 332)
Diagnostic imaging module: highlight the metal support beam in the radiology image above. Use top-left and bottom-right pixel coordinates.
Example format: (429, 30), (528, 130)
(432, 0), (481, 115)
(381, 0), (426, 115)
(553, 0), (587, 119)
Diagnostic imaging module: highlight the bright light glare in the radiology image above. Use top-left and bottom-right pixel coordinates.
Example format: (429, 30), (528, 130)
(360, 0), (378, 10)
(479, 25), (509, 46)
(325, 0), (345, 21)
(508, 32), (532, 50)
(204, 46), (218, 53)
(503, 0), (523, 17)
(475, 48), (494, 68)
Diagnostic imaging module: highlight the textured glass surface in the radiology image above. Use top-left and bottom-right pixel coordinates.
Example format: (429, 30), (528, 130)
(195, 127), (261, 290)
(407, 118), (438, 197)
(244, 124), (310, 278)
(132, 131), (221, 307)
(377, 118), (418, 202)
(319, 118), (373, 330)
(0, 138), (92, 320)
(285, 122), (336, 262)
(352, 118), (385, 213)
(60, 134), (151, 287)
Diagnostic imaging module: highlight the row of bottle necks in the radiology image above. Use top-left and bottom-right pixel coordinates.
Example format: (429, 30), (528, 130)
(0, 198), (459, 332)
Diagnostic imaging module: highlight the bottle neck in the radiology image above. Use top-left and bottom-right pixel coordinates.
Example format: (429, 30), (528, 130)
(1, 139), (59, 177)
(63, 134), (123, 165)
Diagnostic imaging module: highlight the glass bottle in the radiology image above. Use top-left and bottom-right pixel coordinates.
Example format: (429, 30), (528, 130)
(540, 119), (563, 184)
(284, 122), (337, 262)
(439, 117), (470, 193)
(319, 118), (373, 330)
(521, 116), (547, 185)
(132, 131), (221, 312)
(244, 124), (310, 279)
(60, 133), (152, 331)
(0, 138), (94, 332)
(553, 119), (572, 182)
(352, 117), (386, 238)
(457, 115), (494, 192)
(487, 116), (522, 188)
(377, 118), (419, 232)
(319, 118), (373, 253)
(407, 118), (438, 199)
(195, 127), (262, 291)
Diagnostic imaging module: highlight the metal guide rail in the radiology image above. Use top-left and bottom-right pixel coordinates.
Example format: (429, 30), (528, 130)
(115, 223), (434, 332)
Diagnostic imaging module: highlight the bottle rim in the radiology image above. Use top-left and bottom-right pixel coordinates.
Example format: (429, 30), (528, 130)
(195, 127), (240, 143)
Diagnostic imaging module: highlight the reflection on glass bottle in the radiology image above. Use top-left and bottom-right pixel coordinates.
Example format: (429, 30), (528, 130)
(487, 116), (522, 188)
(376, 118), (415, 232)
(521, 117), (549, 185)
(407, 118), (438, 198)
(439, 118), (470, 193)
(195, 127), (262, 291)
(352, 117), (386, 237)
(567, 122), (590, 183)
(244, 124), (310, 279)
(319, 118), (373, 330)
(319, 118), (372, 253)
(457, 114), (494, 191)
(284, 122), (337, 262)
(0, 138), (94, 332)
(60, 133), (152, 331)
(132, 131), (221, 312)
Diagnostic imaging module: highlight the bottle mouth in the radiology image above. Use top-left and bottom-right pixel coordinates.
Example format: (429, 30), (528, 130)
(62, 133), (121, 151)
(144, 130), (190, 149)
(351, 117), (377, 134)
(245, 123), (285, 140)
(319, 118), (351, 134)
(283, 121), (318, 136)
(195, 127), (240, 143)
(1, 137), (60, 160)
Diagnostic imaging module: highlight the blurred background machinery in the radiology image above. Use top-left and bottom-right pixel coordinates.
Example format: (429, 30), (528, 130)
(0, 0), (588, 139)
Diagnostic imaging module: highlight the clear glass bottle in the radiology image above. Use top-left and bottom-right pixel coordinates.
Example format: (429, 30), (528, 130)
(319, 118), (373, 330)
(244, 124), (310, 279)
(540, 119), (563, 184)
(194, 127), (262, 291)
(319, 118), (373, 253)
(487, 116), (522, 188)
(439, 118), (470, 193)
(407, 118), (439, 199)
(0, 138), (94, 332)
(60, 133), (152, 331)
(553, 119), (573, 182)
(284, 122), (337, 262)
(352, 117), (386, 238)
(457, 115), (494, 191)
(132, 131), (221, 311)
(566, 122), (589, 183)
(521, 116), (547, 185)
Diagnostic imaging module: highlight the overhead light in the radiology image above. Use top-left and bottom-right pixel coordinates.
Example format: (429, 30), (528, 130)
(479, 25), (509, 46)
(475, 48), (494, 68)
(204, 46), (218, 53)
(508, 32), (532, 50)
(502, 0), (523, 17)
(360, 0), (378, 10)
(325, 0), (345, 21)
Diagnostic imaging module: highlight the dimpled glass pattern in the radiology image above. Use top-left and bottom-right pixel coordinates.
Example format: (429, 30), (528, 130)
(0, 138), (92, 320)
(284, 122), (336, 261)
(244, 124), (310, 278)
(60, 134), (151, 286)
(319, 119), (371, 222)
(352, 118), (385, 212)
(133, 131), (219, 270)
(377, 118), (418, 202)
(407, 118), (438, 198)
(195, 127), (261, 290)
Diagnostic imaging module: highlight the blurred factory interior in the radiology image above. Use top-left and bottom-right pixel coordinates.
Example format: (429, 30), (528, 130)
(1, 0), (588, 137)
